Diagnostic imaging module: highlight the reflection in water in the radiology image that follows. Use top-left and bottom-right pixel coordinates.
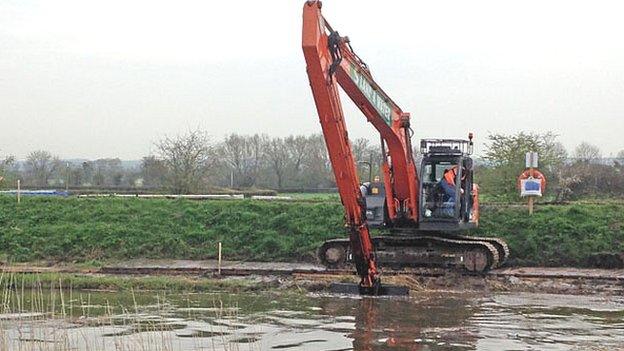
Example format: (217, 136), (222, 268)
(0, 289), (623, 350)
(353, 298), (425, 351)
(321, 295), (478, 350)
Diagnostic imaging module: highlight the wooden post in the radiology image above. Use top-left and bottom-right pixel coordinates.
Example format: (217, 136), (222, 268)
(217, 242), (222, 275)
(523, 152), (542, 216)
(17, 179), (21, 204)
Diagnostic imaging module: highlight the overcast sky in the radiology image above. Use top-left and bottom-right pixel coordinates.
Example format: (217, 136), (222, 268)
(1, 0), (623, 159)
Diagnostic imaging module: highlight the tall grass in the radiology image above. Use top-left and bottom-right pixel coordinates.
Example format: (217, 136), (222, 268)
(0, 271), (250, 351)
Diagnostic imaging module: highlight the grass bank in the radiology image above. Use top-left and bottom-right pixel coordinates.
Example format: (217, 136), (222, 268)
(474, 203), (624, 266)
(0, 196), (343, 263)
(0, 196), (622, 267)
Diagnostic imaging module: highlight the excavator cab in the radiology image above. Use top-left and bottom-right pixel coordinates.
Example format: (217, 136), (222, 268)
(418, 138), (477, 231)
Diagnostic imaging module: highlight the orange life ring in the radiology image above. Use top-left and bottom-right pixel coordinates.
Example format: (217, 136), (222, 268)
(517, 169), (546, 191)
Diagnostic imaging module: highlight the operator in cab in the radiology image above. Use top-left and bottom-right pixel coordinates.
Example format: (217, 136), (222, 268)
(440, 166), (456, 202)
(440, 165), (463, 202)
(435, 165), (466, 217)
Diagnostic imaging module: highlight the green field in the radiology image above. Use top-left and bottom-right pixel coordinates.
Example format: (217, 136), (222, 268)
(0, 196), (622, 267)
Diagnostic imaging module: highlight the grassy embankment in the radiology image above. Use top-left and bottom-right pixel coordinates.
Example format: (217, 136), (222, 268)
(0, 196), (622, 267)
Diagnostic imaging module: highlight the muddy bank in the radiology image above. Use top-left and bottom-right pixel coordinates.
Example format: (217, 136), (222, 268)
(97, 259), (624, 296)
(292, 272), (624, 296)
(3, 264), (622, 296)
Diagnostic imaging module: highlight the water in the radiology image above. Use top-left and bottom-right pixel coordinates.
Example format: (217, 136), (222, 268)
(1, 290), (622, 350)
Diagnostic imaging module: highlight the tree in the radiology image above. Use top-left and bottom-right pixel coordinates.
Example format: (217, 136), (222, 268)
(350, 137), (383, 183)
(220, 134), (267, 188)
(140, 156), (168, 188)
(553, 168), (582, 202)
(264, 137), (289, 189)
(285, 135), (309, 182)
(81, 161), (94, 186)
(482, 132), (567, 199)
(0, 154), (14, 172)
(351, 138), (370, 162)
(484, 132), (567, 168)
(0, 152), (15, 187)
(351, 138), (369, 181)
(300, 134), (333, 188)
(69, 167), (84, 187)
(25, 150), (61, 187)
(574, 142), (601, 163)
(156, 130), (216, 194)
(616, 150), (624, 170)
(92, 158), (123, 186)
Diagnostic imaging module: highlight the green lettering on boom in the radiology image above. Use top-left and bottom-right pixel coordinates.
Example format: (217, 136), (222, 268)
(348, 64), (393, 125)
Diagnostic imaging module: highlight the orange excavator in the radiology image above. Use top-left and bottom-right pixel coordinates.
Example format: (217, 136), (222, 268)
(302, 1), (508, 294)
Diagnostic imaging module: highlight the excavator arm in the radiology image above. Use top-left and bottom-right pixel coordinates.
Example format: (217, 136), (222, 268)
(302, 1), (420, 290)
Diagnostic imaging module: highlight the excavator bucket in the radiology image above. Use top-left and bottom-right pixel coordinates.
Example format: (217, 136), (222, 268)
(330, 282), (409, 296)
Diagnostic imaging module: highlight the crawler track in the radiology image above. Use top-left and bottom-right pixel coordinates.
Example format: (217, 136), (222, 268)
(450, 234), (510, 267)
(318, 234), (504, 273)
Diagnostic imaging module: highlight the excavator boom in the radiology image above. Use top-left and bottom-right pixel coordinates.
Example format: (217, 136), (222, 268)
(302, 1), (378, 289)
(303, 2), (419, 224)
(301, 1), (508, 292)
(302, 0), (419, 291)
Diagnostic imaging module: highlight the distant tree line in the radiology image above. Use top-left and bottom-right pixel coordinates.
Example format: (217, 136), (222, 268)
(1, 130), (622, 200)
(0, 131), (382, 194)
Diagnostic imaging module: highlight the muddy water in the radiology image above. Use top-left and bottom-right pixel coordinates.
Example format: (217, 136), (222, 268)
(1, 290), (623, 350)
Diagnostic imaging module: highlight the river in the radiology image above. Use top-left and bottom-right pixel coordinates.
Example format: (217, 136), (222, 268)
(0, 289), (622, 350)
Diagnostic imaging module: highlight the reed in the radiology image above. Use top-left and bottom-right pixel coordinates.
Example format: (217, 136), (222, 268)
(0, 270), (249, 351)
